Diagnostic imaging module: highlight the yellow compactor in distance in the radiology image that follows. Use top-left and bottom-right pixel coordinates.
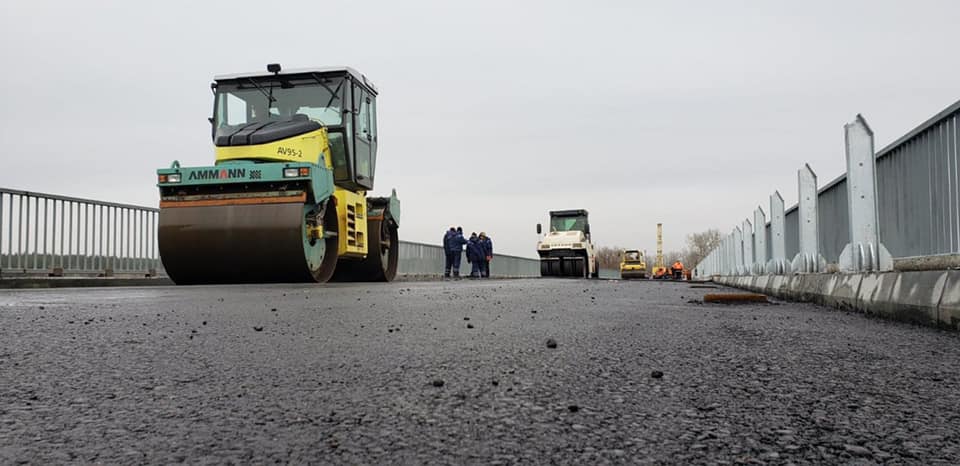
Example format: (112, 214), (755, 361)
(156, 64), (399, 284)
(619, 250), (648, 279)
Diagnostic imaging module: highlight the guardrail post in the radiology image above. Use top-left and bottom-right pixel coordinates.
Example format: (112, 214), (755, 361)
(721, 234), (728, 275)
(723, 232), (729, 275)
(733, 226), (747, 275)
(766, 191), (790, 274)
(726, 233), (733, 276)
(725, 230), (731, 275)
(729, 233), (735, 275)
(721, 233), (727, 275)
(753, 206), (767, 274)
(742, 219), (754, 275)
(840, 115), (893, 271)
(733, 226), (744, 275)
(792, 164), (826, 273)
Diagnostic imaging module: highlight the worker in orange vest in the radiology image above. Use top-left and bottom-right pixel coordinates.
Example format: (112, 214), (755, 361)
(671, 261), (684, 279)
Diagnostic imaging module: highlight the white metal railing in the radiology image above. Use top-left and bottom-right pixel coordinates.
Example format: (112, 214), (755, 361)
(0, 188), (160, 277)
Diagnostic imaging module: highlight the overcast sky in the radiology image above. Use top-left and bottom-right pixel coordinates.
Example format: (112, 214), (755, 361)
(2, 0), (958, 258)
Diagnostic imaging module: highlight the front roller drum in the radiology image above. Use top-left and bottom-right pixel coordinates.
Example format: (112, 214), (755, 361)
(158, 200), (338, 285)
(620, 271), (647, 280)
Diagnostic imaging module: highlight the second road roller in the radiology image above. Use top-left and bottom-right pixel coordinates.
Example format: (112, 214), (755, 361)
(156, 64), (400, 284)
(536, 209), (598, 278)
(619, 250), (648, 279)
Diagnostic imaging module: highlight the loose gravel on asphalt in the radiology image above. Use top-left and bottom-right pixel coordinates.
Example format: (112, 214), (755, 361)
(1, 279), (958, 464)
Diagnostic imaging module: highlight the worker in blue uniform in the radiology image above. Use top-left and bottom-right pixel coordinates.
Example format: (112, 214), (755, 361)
(479, 232), (493, 278)
(466, 232), (484, 278)
(444, 227), (467, 278)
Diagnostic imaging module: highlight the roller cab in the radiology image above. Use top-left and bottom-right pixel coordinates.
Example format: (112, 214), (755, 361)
(156, 65), (399, 285)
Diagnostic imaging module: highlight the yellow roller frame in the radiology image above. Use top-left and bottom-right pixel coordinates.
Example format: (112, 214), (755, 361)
(333, 188), (368, 258)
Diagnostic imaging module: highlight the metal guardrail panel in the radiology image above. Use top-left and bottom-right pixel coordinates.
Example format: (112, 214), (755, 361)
(876, 113), (960, 257)
(0, 188), (160, 277)
(775, 103), (959, 265)
(697, 99), (960, 276)
(784, 208), (799, 260)
(384, 240), (543, 277)
(817, 178), (848, 263)
(764, 224), (772, 263)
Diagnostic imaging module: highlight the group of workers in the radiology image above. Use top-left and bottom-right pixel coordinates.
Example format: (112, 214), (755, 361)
(442, 227), (494, 278)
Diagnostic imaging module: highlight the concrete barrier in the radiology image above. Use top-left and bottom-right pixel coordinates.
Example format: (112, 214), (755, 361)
(856, 272), (894, 315)
(712, 269), (958, 331)
(753, 275), (770, 293)
(797, 273), (831, 304)
(939, 271), (960, 330)
(0, 277), (174, 289)
(824, 274), (862, 310)
(884, 271), (946, 326)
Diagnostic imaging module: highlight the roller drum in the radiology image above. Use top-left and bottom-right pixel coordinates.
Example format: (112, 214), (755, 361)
(158, 201), (335, 284)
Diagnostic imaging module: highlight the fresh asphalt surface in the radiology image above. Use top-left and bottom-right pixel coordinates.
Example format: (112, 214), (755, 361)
(1, 278), (958, 464)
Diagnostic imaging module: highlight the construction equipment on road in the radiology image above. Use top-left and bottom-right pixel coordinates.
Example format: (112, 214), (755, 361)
(619, 249), (648, 279)
(156, 64), (400, 285)
(536, 210), (597, 278)
(651, 223), (668, 279)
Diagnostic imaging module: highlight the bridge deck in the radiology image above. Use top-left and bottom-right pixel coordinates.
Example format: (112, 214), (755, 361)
(1, 279), (956, 463)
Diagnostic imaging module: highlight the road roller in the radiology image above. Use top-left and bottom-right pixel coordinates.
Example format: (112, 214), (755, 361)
(619, 249), (648, 279)
(156, 64), (400, 284)
(536, 210), (598, 278)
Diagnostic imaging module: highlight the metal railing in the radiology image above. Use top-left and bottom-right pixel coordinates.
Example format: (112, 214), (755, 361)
(0, 188), (160, 277)
(398, 240), (541, 277)
(696, 98), (960, 277)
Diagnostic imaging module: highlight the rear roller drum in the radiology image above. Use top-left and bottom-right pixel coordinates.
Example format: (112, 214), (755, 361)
(332, 217), (399, 282)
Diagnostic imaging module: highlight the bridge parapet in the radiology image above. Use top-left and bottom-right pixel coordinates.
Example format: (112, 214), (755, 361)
(0, 187), (159, 279)
(696, 99), (960, 278)
(693, 99), (960, 329)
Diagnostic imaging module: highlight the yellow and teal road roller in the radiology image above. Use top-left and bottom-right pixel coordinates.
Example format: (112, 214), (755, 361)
(156, 64), (399, 284)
